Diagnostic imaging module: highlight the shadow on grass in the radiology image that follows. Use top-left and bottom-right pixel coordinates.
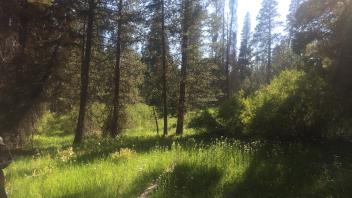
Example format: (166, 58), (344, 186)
(11, 132), (222, 165)
(223, 141), (352, 198)
(152, 163), (223, 198)
(72, 133), (223, 163)
(62, 169), (165, 198)
(57, 163), (222, 198)
(14, 132), (352, 197)
(60, 188), (105, 198)
(120, 168), (165, 198)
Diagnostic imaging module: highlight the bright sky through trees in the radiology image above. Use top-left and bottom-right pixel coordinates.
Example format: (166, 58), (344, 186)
(236, 0), (291, 46)
(237, 0), (290, 30)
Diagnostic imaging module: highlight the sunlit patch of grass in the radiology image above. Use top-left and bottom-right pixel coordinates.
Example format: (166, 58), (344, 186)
(28, 134), (74, 150)
(7, 149), (173, 198)
(6, 133), (254, 198)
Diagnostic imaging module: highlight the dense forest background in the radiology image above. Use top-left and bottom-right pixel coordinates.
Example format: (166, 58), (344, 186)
(0, 0), (352, 146)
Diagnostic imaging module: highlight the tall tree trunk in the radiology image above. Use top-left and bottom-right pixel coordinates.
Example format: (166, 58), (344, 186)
(176, 0), (190, 136)
(74, 0), (95, 145)
(152, 106), (159, 135)
(81, 17), (87, 67)
(110, 0), (123, 138)
(161, 0), (168, 136)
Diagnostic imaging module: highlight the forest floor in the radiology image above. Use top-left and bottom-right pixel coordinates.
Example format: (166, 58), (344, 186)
(5, 127), (352, 198)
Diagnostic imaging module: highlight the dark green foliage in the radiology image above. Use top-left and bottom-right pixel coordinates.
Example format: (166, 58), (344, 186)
(0, 1), (77, 137)
(224, 142), (352, 198)
(293, 0), (352, 128)
(252, 0), (280, 82)
(218, 94), (244, 134)
(188, 110), (219, 132)
(185, 1), (221, 110)
(187, 59), (221, 110)
(100, 49), (147, 134)
(188, 94), (244, 135)
(155, 163), (223, 197)
(206, 0), (226, 102)
(141, 0), (177, 114)
(272, 41), (304, 75)
(238, 12), (252, 82)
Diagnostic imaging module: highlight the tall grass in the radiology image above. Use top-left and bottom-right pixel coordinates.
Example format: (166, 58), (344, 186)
(5, 104), (352, 197)
(6, 133), (254, 198)
(6, 133), (352, 197)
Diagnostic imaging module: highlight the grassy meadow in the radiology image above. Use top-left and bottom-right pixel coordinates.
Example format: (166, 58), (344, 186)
(2, 103), (351, 198)
(5, 118), (352, 198)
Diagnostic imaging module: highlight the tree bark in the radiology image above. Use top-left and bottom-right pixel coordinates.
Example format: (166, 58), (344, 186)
(176, 0), (190, 136)
(161, 0), (168, 136)
(110, 0), (123, 138)
(74, 0), (95, 145)
(152, 106), (159, 135)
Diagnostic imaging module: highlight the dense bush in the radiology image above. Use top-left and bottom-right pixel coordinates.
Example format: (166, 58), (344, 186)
(217, 93), (245, 133)
(191, 70), (337, 140)
(188, 109), (220, 132)
(241, 70), (335, 139)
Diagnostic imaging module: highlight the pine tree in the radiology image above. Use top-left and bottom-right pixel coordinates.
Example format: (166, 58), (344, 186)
(229, 0), (238, 64)
(102, 0), (147, 137)
(205, 0), (226, 102)
(225, 0), (238, 98)
(287, 0), (302, 47)
(238, 12), (252, 81)
(208, 0), (223, 59)
(0, 0), (77, 141)
(252, 0), (280, 83)
(74, 0), (96, 144)
(176, 0), (191, 135)
(160, 0), (169, 136)
(142, 0), (170, 136)
(176, 0), (213, 134)
(109, 0), (123, 138)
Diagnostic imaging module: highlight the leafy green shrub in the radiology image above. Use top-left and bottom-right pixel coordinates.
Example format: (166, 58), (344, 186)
(188, 109), (220, 132)
(189, 94), (245, 134)
(218, 92), (245, 134)
(240, 70), (335, 139)
(189, 70), (336, 140)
